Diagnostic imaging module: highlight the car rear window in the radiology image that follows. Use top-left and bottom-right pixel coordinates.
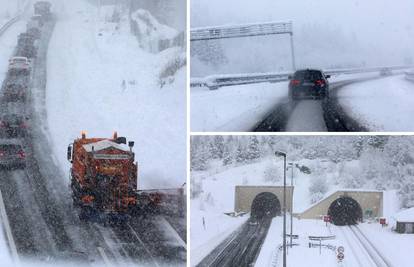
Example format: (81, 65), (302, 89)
(294, 70), (323, 81)
(0, 144), (22, 154)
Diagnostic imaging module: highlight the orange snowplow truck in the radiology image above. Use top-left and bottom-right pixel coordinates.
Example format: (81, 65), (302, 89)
(67, 132), (140, 222)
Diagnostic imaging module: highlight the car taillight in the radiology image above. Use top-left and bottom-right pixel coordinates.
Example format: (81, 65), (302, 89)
(315, 79), (325, 86)
(0, 151), (4, 157)
(0, 121), (5, 128)
(290, 79), (301, 86)
(21, 122), (27, 128)
(18, 150), (25, 159)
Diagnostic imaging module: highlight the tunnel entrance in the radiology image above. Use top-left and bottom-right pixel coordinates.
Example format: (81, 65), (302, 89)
(328, 196), (363, 225)
(251, 192), (281, 219)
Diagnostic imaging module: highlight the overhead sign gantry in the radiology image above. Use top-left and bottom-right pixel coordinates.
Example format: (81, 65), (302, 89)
(190, 21), (296, 70)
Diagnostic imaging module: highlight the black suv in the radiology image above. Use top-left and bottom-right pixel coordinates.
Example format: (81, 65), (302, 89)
(288, 69), (330, 100)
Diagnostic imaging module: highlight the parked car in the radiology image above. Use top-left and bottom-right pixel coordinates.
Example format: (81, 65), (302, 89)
(288, 69), (330, 100)
(0, 139), (26, 169)
(8, 57), (31, 74)
(0, 114), (28, 138)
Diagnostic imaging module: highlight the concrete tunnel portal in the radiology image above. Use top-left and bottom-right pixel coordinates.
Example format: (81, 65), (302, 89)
(251, 192), (281, 219)
(328, 196), (363, 225)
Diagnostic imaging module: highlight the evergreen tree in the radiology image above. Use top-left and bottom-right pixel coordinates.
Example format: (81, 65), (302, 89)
(246, 136), (260, 161)
(235, 143), (246, 164)
(222, 145), (233, 166)
(212, 135), (225, 159)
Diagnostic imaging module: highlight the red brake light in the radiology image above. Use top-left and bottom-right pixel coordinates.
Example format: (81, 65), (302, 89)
(315, 79), (325, 86)
(291, 79), (300, 86)
(18, 150), (25, 159)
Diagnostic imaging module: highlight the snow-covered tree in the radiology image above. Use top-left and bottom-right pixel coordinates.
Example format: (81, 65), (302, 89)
(235, 143), (246, 164)
(263, 162), (281, 183)
(309, 177), (328, 203)
(246, 136), (261, 161)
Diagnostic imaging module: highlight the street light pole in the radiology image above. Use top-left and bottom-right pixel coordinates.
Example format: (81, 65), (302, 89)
(275, 151), (287, 267)
(288, 162), (294, 248)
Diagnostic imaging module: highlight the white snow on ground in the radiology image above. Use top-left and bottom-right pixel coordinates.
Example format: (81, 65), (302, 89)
(338, 74), (414, 131)
(0, 204), (13, 267)
(256, 216), (414, 267)
(393, 207), (414, 222)
(356, 223), (414, 267)
(254, 217), (283, 267)
(0, 0), (20, 21)
(190, 72), (382, 132)
(46, 0), (186, 188)
(256, 219), (338, 267)
(191, 82), (287, 132)
(190, 197), (247, 266)
(131, 9), (179, 53)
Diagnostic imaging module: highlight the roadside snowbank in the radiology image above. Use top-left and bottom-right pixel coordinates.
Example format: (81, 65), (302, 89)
(191, 82), (288, 132)
(338, 75), (414, 131)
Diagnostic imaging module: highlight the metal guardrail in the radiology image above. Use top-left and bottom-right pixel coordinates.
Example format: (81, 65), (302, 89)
(405, 70), (414, 81)
(191, 21), (293, 41)
(0, 0), (31, 37)
(0, 15), (22, 36)
(191, 65), (414, 90)
(191, 72), (291, 90)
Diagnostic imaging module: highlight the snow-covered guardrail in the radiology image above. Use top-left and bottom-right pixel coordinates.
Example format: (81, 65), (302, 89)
(405, 70), (414, 82)
(192, 65), (413, 90)
(0, 0), (31, 37)
(191, 71), (292, 90)
(0, 15), (21, 36)
(324, 65), (411, 76)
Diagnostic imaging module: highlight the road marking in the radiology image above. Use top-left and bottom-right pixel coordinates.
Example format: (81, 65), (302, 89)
(0, 189), (20, 266)
(159, 216), (187, 249)
(127, 223), (160, 267)
(97, 246), (114, 267)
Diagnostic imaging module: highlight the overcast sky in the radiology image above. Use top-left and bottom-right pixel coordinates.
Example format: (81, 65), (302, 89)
(191, 0), (414, 73)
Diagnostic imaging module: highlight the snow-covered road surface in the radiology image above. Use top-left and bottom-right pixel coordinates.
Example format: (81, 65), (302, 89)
(285, 100), (327, 132)
(191, 72), (393, 132)
(338, 74), (414, 131)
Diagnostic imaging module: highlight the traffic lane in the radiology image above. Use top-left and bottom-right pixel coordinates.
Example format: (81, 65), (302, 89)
(254, 74), (392, 132)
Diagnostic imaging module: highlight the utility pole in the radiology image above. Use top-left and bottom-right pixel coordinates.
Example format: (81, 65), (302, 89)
(289, 31), (296, 71)
(275, 151), (287, 267)
(288, 162), (294, 248)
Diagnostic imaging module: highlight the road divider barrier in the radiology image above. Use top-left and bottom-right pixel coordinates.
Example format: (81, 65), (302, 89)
(191, 65), (413, 90)
(405, 70), (414, 82)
